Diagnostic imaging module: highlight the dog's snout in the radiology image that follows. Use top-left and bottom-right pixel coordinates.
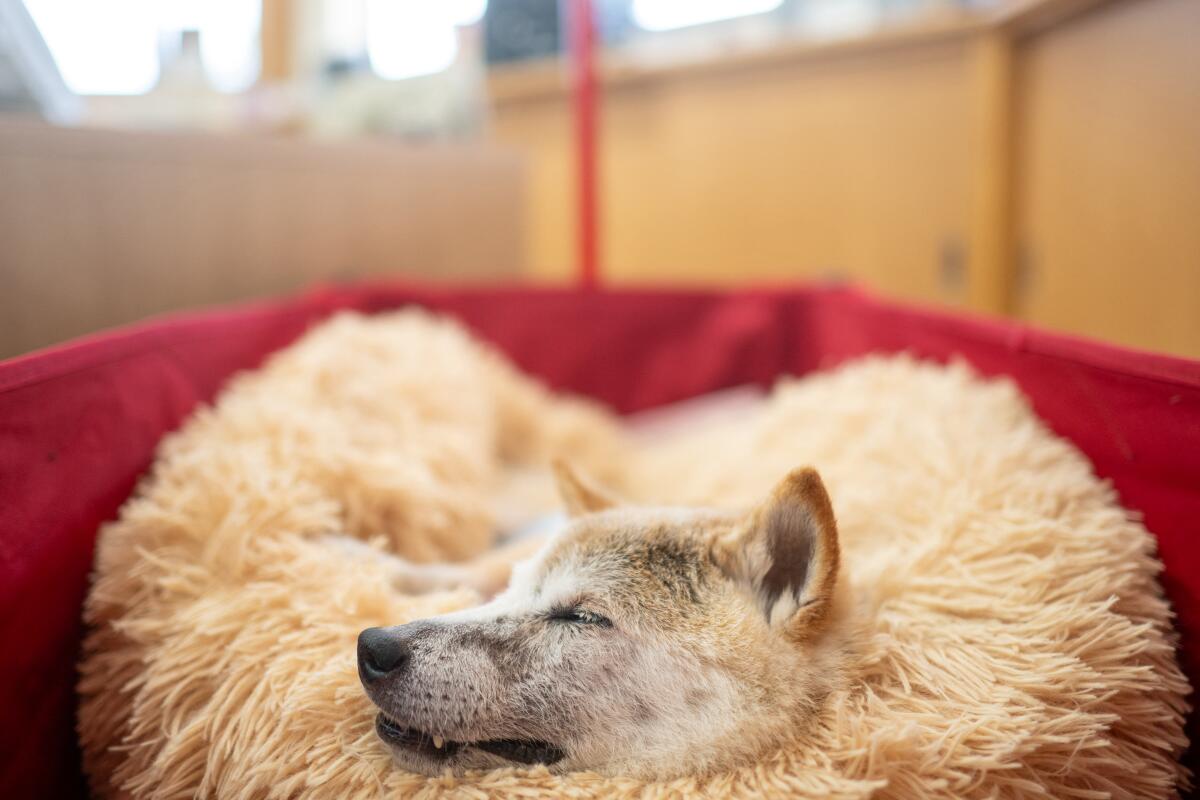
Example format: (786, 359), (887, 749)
(358, 626), (411, 683)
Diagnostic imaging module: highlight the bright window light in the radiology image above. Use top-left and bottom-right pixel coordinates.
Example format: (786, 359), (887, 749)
(21, 0), (260, 95)
(366, 0), (482, 80)
(23, 0), (161, 95)
(324, 0), (368, 59)
(802, 1), (878, 38)
(447, 0), (488, 26)
(632, 0), (783, 31)
(191, 0), (262, 93)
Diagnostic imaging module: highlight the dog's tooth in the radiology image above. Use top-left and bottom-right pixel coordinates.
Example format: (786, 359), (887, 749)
(433, 736), (444, 749)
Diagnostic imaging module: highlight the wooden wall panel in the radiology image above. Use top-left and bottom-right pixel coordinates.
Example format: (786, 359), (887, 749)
(490, 0), (1199, 357)
(1013, 0), (1200, 357)
(0, 122), (524, 359)
(492, 36), (976, 307)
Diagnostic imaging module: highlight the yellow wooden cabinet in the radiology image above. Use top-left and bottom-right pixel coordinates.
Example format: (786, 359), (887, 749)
(489, 0), (1200, 357)
(1013, 0), (1200, 358)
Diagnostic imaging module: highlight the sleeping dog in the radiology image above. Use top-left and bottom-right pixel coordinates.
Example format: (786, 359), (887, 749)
(356, 463), (850, 779)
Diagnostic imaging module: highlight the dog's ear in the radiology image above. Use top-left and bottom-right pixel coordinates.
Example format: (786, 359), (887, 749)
(717, 467), (840, 638)
(552, 459), (618, 516)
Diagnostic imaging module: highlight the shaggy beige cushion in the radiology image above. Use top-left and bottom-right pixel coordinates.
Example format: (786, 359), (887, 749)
(78, 311), (1190, 799)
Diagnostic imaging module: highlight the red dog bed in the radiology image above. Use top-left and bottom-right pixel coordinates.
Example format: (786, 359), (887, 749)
(2, 283), (1198, 797)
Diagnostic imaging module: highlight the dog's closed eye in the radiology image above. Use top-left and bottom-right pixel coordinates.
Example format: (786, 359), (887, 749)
(547, 606), (613, 628)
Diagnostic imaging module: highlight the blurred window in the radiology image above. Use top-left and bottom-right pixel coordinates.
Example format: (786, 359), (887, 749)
(631, 0), (784, 31)
(320, 0), (486, 81)
(21, 0), (260, 95)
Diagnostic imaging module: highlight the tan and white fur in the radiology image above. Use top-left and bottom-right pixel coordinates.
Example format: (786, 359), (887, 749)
(355, 462), (851, 779)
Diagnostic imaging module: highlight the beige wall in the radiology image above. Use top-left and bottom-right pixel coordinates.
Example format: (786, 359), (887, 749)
(0, 122), (524, 358)
(490, 0), (1200, 358)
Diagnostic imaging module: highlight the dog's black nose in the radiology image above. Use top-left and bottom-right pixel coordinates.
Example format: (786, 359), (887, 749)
(358, 627), (411, 683)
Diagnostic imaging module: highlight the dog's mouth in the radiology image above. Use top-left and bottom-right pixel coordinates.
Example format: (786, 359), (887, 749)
(375, 713), (565, 766)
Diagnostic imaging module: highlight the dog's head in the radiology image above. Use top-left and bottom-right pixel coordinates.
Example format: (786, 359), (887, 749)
(358, 463), (848, 778)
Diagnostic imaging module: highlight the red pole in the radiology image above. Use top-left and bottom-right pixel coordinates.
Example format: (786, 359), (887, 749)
(569, 0), (599, 288)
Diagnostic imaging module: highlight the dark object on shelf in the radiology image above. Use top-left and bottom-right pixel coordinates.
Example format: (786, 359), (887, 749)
(485, 0), (562, 64)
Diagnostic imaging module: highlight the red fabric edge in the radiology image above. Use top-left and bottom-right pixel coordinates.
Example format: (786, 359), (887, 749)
(1, 282), (1197, 797)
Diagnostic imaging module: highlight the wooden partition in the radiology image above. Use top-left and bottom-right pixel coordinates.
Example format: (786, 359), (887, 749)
(1012, 0), (1200, 357)
(489, 0), (1200, 357)
(491, 20), (981, 307)
(0, 122), (523, 359)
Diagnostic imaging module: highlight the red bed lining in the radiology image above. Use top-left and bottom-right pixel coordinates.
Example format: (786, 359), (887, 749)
(2, 283), (1197, 796)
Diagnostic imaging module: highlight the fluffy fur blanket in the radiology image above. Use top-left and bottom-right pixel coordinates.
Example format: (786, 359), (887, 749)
(78, 311), (1190, 799)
